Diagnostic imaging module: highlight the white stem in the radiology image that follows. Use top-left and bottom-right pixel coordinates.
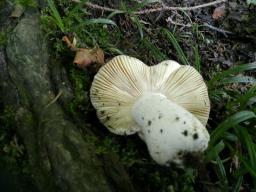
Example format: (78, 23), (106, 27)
(132, 93), (209, 165)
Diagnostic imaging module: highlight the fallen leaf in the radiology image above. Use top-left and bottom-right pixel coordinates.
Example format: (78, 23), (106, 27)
(212, 5), (226, 20)
(73, 47), (105, 69)
(62, 35), (76, 51)
(62, 35), (105, 69)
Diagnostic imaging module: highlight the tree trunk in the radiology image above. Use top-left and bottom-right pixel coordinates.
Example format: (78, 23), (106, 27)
(0, 2), (137, 192)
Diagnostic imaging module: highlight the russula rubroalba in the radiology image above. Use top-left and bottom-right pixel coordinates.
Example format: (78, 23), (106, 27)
(90, 55), (210, 165)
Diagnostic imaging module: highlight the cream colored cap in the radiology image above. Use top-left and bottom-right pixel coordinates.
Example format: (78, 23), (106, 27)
(90, 55), (210, 135)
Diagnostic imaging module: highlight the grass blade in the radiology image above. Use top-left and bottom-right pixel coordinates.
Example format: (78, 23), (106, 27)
(210, 111), (256, 146)
(236, 152), (256, 178)
(232, 176), (243, 192)
(234, 125), (256, 170)
(87, 18), (117, 26)
(218, 76), (256, 85)
(193, 45), (201, 72)
(162, 28), (190, 65)
(47, 0), (65, 32)
(130, 16), (144, 39)
(227, 84), (256, 110)
(208, 62), (256, 88)
(205, 141), (225, 162)
(142, 38), (168, 62)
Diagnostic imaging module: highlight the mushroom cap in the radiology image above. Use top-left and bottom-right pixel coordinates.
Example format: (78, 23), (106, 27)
(90, 55), (210, 135)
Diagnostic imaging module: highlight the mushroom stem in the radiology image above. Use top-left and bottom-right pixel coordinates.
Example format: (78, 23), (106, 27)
(132, 93), (210, 165)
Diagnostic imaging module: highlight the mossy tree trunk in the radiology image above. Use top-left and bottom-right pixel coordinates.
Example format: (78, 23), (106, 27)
(0, 3), (136, 192)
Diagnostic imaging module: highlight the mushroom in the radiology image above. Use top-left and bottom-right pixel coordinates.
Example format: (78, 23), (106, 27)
(90, 55), (210, 166)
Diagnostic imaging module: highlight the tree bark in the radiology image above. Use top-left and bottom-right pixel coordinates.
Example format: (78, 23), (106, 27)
(0, 3), (137, 192)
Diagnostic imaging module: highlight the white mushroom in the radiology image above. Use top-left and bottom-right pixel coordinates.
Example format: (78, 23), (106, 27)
(90, 55), (210, 166)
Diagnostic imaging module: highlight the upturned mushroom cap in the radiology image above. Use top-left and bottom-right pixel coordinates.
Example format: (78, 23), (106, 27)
(90, 55), (210, 135)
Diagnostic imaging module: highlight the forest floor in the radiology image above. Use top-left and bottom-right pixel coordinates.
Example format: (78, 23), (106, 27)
(1, 0), (256, 191)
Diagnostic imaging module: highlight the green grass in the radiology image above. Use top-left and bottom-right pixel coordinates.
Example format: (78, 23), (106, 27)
(162, 24), (256, 190)
(24, 0), (256, 191)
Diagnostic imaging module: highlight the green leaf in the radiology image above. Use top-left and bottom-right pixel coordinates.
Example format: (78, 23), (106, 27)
(193, 45), (201, 72)
(205, 140), (225, 162)
(234, 125), (256, 170)
(208, 62), (256, 88)
(236, 152), (256, 177)
(87, 18), (117, 26)
(47, 0), (65, 32)
(232, 176), (243, 192)
(162, 28), (190, 65)
(227, 85), (256, 110)
(210, 111), (256, 146)
(216, 155), (227, 178)
(142, 38), (168, 62)
(130, 16), (144, 39)
(107, 10), (125, 19)
(219, 76), (256, 85)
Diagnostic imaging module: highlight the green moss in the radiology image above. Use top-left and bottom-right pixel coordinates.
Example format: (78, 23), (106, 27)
(0, 106), (38, 191)
(16, 0), (37, 8)
(67, 67), (90, 117)
(0, 31), (7, 46)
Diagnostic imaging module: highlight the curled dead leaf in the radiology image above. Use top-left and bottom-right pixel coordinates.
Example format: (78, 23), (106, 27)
(73, 47), (105, 69)
(212, 5), (226, 20)
(62, 35), (105, 69)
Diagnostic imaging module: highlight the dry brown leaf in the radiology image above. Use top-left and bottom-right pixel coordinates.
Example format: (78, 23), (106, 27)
(62, 35), (105, 69)
(73, 47), (105, 69)
(212, 5), (226, 20)
(62, 35), (76, 51)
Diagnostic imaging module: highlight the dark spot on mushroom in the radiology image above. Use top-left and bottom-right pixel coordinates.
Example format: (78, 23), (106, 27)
(193, 133), (199, 140)
(102, 103), (105, 106)
(148, 129), (151, 133)
(100, 111), (105, 115)
(142, 117), (144, 120)
(175, 116), (180, 121)
(164, 63), (168, 66)
(148, 120), (152, 126)
(182, 130), (188, 136)
(155, 152), (160, 154)
(158, 113), (163, 119)
(160, 129), (163, 133)
(118, 103), (121, 106)
(106, 116), (110, 121)
(183, 121), (186, 125)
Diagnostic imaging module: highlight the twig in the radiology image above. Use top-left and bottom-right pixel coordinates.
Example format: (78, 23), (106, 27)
(166, 18), (233, 37)
(45, 91), (63, 108)
(203, 23), (233, 37)
(72, 0), (227, 15)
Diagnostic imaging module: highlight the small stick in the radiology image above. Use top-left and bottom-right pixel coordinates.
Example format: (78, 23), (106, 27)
(45, 91), (63, 108)
(72, 0), (227, 15)
(203, 23), (233, 37)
